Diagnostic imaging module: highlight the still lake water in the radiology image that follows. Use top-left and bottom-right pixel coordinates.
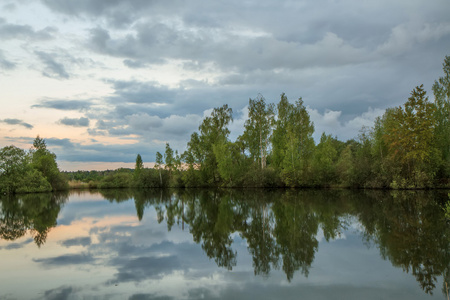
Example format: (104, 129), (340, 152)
(1, 189), (449, 300)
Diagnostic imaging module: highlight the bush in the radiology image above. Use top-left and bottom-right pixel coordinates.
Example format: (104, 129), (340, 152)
(98, 172), (132, 189)
(445, 194), (450, 219)
(16, 169), (52, 193)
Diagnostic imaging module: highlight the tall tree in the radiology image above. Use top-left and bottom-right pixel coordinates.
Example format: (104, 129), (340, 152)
(311, 133), (338, 186)
(184, 104), (233, 185)
(30, 136), (68, 191)
(134, 154), (143, 181)
(272, 93), (315, 186)
(155, 151), (164, 187)
(432, 55), (450, 177)
(164, 143), (174, 173)
(213, 141), (245, 186)
(241, 94), (275, 169)
(0, 146), (29, 194)
(384, 85), (437, 187)
(369, 113), (392, 188)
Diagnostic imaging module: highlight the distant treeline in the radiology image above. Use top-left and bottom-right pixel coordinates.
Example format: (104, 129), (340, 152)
(2, 56), (450, 193)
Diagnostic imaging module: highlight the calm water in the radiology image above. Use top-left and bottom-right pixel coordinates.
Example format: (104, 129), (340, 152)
(1, 189), (449, 300)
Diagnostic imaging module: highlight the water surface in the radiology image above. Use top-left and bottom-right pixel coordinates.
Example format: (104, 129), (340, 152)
(1, 189), (449, 299)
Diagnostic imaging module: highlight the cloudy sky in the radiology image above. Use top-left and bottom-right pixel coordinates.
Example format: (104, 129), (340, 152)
(1, 0), (449, 171)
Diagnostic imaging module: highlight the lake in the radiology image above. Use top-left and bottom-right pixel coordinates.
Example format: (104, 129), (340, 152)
(1, 189), (449, 299)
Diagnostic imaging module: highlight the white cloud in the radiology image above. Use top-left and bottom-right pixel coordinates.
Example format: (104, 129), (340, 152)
(378, 22), (450, 56)
(309, 107), (384, 142)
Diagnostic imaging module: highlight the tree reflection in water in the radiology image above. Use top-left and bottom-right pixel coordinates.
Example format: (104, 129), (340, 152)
(0, 192), (68, 247)
(129, 188), (450, 296)
(1, 188), (449, 296)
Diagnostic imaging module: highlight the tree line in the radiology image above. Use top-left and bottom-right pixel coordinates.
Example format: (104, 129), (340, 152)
(1, 56), (450, 192)
(137, 55), (450, 189)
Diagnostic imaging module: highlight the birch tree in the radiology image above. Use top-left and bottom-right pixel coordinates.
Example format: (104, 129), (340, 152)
(241, 94), (275, 169)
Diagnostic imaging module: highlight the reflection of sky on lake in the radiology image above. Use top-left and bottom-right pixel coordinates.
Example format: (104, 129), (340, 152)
(0, 191), (442, 299)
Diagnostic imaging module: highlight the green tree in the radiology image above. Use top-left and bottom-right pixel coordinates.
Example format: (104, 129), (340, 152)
(164, 143), (174, 173)
(180, 150), (200, 187)
(445, 196), (450, 219)
(134, 154), (143, 183)
(432, 56), (450, 178)
(367, 109), (397, 188)
(16, 169), (52, 193)
(213, 141), (245, 187)
(155, 151), (164, 187)
(240, 94), (275, 170)
(0, 146), (29, 194)
(336, 144), (354, 186)
(98, 168), (132, 188)
(272, 93), (315, 186)
(312, 133), (338, 186)
(384, 85), (438, 187)
(184, 105), (233, 185)
(31, 136), (68, 191)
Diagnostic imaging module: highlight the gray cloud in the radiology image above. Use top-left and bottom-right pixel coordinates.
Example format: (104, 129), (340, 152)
(32, 99), (92, 111)
(0, 57), (15, 69)
(109, 255), (181, 283)
(59, 117), (90, 127)
(129, 294), (174, 300)
(2, 3), (16, 12)
(42, 0), (181, 28)
(0, 50), (15, 70)
(123, 59), (149, 69)
(34, 50), (70, 79)
(46, 137), (75, 148)
(33, 253), (94, 266)
(0, 17), (56, 40)
(89, 23), (368, 72)
(2, 118), (33, 129)
(107, 79), (177, 105)
(44, 286), (76, 300)
(59, 237), (92, 248)
(38, 137), (161, 163)
(2, 238), (33, 250)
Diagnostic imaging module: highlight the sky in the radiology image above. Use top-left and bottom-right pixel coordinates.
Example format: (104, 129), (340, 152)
(0, 0), (449, 171)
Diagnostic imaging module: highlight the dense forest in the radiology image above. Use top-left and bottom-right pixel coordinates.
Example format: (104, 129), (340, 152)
(1, 56), (450, 194)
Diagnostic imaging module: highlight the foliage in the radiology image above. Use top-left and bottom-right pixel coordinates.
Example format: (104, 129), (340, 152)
(0, 137), (67, 194)
(240, 94), (275, 169)
(0, 146), (30, 194)
(382, 85), (437, 187)
(16, 169), (52, 193)
(31, 136), (68, 191)
(134, 154), (143, 181)
(272, 93), (315, 187)
(98, 168), (133, 189)
(0, 192), (68, 246)
(164, 143), (174, 172)
(445, 194), (450, 219)
(433, 56), (450, 179)
(311, 133), (338, 186)
(183, 104), (233, 186)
